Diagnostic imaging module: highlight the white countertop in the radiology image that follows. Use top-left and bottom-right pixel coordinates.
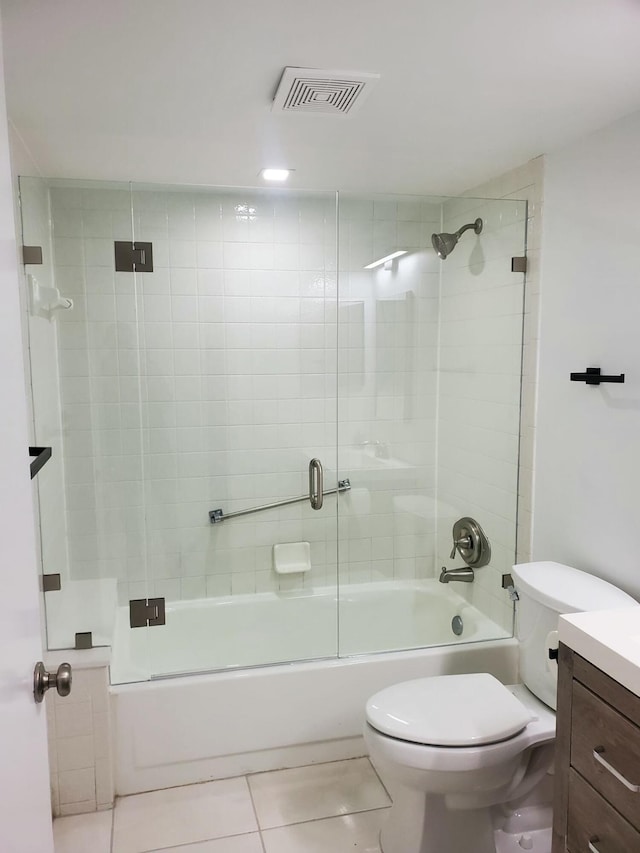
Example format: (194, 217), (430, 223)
(559, 607), (640, 698)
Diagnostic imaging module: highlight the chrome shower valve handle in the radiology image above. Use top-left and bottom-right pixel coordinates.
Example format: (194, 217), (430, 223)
(449, 517), (491, 568)
(449, 535), (473, 560)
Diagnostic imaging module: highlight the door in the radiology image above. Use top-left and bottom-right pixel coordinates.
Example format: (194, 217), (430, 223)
(0, 30), (54, 853)
(128, 183), (340, 678)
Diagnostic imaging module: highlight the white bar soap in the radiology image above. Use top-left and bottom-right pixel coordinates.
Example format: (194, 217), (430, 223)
(273, 541), (311, 574)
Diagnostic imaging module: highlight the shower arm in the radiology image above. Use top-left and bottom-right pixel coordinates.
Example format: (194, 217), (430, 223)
(209, 479), (351, 524)
(455, 222), (477, 238)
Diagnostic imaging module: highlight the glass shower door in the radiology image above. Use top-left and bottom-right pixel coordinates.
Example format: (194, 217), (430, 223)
(19, 177), (152, 680)
(130, 184), (340, 677)
(337, 193), (527, 655)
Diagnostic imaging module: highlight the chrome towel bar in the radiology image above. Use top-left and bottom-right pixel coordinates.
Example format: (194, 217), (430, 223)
(209, 478), (351, 524)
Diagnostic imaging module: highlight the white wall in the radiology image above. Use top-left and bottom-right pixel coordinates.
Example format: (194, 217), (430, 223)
(0, 32), (54, 849)
(533, 110), (640, 600)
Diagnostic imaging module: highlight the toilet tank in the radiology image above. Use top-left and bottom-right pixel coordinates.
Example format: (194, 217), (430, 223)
(512, 561), (637, 710)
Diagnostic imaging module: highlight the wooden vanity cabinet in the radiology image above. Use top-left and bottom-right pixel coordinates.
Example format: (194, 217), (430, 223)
(552, 643), (640, 853)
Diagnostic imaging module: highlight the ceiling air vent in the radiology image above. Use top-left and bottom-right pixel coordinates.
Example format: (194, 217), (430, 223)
(272, 67), (380, 117)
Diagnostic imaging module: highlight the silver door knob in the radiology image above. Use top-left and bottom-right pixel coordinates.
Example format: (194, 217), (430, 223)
(33, 661), (72, 704)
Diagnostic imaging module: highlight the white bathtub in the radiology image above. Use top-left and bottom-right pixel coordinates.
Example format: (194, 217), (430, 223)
(111, 581), (517, 794)
(111, 580), (511, 683)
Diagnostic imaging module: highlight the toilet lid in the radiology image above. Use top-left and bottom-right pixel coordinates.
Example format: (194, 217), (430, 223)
(366, 674), (534, 747)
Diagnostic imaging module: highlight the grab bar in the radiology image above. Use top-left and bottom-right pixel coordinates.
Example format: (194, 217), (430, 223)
(209, 478), (351, 524)
(309, 458), (323, 510)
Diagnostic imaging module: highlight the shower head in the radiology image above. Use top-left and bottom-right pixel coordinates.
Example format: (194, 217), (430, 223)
(431, 217), (483, 260)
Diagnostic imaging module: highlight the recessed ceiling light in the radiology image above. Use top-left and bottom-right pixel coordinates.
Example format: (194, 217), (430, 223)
(260, 168), (292, 181)
(364, 250), (408, 270)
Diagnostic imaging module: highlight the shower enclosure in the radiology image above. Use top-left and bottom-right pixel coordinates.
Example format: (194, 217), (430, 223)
(19, 178), (527, 684)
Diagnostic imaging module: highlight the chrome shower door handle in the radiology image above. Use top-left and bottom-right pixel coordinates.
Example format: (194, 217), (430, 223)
(309, 458), (323, 510)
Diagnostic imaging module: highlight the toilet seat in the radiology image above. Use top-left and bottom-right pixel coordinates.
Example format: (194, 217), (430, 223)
(366, 673), (535, 747)
(365, 679), (556, 775)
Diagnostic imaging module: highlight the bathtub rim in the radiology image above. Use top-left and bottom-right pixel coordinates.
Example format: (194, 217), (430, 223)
(110, 578), (515, 686)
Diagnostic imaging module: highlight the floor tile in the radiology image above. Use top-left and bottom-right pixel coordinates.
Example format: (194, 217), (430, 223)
(248, 757), (390, 829)
(113, 777), (258, 853)
(261, 808), (388, 853)
(150, 834), (264, 852)
(53, 810), (112, 853)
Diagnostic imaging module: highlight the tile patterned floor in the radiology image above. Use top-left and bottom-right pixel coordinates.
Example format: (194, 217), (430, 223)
(53, 758), (391, 853)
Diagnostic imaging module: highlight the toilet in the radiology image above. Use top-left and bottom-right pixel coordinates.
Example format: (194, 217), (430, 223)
(364, 561), (637, 853)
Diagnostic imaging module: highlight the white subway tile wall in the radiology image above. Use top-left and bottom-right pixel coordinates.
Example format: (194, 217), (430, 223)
(51, 186), (344, 607)
(47, 665), (114, 817)
(336, 197), (441, 601)
(436, 159), (543, 630)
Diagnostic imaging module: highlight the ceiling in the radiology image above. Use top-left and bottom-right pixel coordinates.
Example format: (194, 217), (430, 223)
(3, 0), (640, 195)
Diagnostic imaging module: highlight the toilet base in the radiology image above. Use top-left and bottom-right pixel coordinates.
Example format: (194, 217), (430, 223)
(380, 827), (551, 853)
(378, 791), (553, 853)
(379, 810), (552, 853)
(380, 790), (497, 853)
(494, 826), (551, 853)
(493, 802), (552, 853)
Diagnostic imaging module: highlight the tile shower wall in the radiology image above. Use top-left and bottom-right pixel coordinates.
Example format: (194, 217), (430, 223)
(436, 159), (543, 629)
(337, 198), (441, 586)
(51, 185), (340, 605)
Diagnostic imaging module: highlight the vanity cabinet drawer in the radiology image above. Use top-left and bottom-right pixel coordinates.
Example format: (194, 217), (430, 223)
(567, 769), (640, 853)
(571, 681), (640, 832)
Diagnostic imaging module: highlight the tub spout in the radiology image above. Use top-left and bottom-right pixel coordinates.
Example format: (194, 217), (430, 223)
(439, 566), (475, 584)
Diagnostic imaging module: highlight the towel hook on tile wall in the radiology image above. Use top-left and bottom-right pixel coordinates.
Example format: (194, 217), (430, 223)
(570, 367), (625, 386)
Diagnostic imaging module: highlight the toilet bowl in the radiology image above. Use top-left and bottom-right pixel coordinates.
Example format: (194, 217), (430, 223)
(364, 561), (638, 853)
(365, 676), (555, 853)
